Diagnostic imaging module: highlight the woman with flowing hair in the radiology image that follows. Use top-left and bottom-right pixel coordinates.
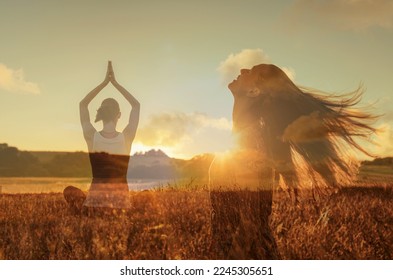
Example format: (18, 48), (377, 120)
(209, 64), (377, 259)
(63, 61), (140, 216)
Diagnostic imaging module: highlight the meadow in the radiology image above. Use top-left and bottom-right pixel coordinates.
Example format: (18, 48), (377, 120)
(0, 177), (392, 260)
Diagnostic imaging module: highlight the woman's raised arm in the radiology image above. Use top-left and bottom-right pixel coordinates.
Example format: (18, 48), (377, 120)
(79, 63), (111, 149)
(109, 62), (140, 149)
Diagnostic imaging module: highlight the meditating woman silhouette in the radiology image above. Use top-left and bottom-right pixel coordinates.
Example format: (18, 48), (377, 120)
(63, 61), (140, 215)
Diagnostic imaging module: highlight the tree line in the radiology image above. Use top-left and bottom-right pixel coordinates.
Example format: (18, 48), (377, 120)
(0, 143), (91, 177)
(0, 143), (214, 179)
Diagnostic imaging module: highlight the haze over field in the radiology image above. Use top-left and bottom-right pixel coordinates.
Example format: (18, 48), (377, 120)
(1, 0), (393, 159)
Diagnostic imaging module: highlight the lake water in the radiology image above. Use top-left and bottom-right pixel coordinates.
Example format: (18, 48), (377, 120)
(0, 177), (178, 194)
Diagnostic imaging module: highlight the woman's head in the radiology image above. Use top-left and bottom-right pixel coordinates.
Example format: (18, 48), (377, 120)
(229, 64), (302, 134)
(95, 98), (121, 123)
(228, 64), (297, 98)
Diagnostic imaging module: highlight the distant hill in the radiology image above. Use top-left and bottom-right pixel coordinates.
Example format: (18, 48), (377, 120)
(30, 151), (70, 163)
(362, 157), (393, 166)
(129, 150), (214, 180)
(360, 157), (393, 177)
(4, 142), (390, 179)
(0, 143), (214, 180)
(129, 149), (178, 179)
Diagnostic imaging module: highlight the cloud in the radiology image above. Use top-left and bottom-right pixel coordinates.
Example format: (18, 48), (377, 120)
(193, 113), (232, 130)
(285, 0), (393, 31)
(136, 112), (231, 147)
(0, 63), (40, 94)
(217, 49), (296, 85)
(217, 49), (270, 85)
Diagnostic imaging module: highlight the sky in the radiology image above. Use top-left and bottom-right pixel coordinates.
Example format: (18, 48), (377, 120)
(1, 0), (393, 159)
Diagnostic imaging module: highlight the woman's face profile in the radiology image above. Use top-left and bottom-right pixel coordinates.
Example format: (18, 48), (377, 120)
(229, 68), (261, 96)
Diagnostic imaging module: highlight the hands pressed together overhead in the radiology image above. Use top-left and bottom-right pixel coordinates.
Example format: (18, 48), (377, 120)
(104, 61), (117, 85)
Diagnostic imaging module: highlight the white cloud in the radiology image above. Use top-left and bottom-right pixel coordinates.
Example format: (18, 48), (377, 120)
(0, 63), (40, 94)
(217, 49), (270, 85)
(285, 0), (393, 31)
(217, 49), (296, 85)
(136, 112), (231, 147)
(193, 113), (232, 130)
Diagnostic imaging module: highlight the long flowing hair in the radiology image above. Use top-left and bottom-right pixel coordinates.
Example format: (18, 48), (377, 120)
(233, 64), (378, 192)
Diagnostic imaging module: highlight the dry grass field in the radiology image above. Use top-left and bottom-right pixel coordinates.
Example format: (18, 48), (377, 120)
(0, 178), (392, 260)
